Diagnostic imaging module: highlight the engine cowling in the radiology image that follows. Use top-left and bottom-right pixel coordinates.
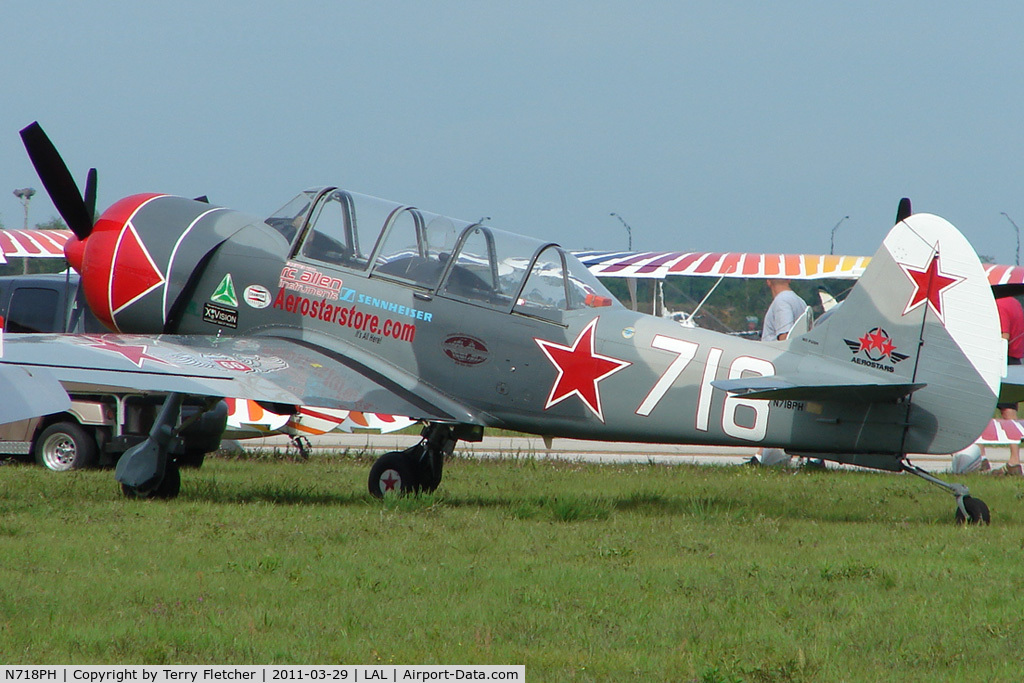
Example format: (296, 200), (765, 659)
(66, 193), (260, 333)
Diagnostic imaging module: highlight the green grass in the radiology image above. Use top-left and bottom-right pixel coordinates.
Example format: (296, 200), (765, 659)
(1, 454), (1023, 681)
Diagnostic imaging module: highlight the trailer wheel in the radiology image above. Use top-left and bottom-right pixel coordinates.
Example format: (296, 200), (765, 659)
(34, 422), (98, 472)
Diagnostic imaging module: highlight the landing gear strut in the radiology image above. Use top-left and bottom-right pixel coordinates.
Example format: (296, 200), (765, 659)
(288, 434), (312, 459)
(116, 394), (223, 500)
(901, 460), (991, 525)
(368, 423), (466, 498)
(116, 393), (184, 499)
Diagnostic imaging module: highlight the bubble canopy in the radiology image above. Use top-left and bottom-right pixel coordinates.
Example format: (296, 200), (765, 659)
(266, 188), (620, 316)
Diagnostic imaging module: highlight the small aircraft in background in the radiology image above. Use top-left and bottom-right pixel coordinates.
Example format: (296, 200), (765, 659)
(223, 398), (414, 456)
(0, 122), (1015, 524)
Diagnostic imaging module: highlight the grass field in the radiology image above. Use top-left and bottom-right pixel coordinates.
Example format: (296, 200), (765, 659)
(1, 452), (1023, 681)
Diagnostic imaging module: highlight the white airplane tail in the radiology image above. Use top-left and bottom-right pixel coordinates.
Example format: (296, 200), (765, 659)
(802, 213), (1004, 454)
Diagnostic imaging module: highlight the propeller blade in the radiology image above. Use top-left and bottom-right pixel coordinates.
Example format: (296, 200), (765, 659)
(896, 197), (912, 224)
(83, 168), (98, 224)
(19, 122), (94, 240)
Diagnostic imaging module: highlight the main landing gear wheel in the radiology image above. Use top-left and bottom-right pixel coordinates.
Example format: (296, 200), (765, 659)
(121, 462), (181, 500)
(955, 495), (990, 526)
(367, 424), (459, 499)
(368, 451), (414, 497)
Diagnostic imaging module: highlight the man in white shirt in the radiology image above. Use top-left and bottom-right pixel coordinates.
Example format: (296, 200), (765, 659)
(762, 279), (807, 341)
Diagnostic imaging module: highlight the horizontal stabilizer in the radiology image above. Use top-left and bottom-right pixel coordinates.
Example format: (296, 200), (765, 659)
(712, 376), (925, 402)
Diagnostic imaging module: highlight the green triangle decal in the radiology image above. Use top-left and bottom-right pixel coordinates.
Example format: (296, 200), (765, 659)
(211, 274), (238, 307)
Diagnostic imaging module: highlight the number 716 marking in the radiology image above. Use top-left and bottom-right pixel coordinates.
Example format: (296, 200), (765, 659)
(636, 334), (774, 441)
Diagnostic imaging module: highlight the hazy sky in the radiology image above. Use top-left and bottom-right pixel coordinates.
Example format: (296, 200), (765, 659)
(3, 2), (1024, 261)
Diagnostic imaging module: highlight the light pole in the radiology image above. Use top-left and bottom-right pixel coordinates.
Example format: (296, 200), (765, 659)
(829, 215), (849, 255)
(610, 212), (633, 251)
(13, 187), (35, 230)
(1001, 212), (1021, 266)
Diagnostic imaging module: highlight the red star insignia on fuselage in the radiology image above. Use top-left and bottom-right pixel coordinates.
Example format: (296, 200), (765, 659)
(899, 252), (964, 323)
(534, 317), (631, 422)
(79, 336), (170, 369)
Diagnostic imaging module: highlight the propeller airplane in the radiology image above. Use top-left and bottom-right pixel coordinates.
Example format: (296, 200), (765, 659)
(0, 122), (1015, 523)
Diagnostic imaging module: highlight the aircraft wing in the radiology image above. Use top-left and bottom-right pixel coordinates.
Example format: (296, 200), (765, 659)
(0, 332), (483, 426)
(0, 365), (71, 424)
(574, 249), (1024, 289)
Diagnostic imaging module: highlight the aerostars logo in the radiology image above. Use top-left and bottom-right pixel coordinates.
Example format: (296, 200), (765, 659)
(534, 317), (631, 422)
(211, 274), (238, 307)
(844, 327), (908, 373)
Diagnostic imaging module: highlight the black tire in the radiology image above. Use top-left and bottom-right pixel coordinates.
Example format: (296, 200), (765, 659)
(34, 422), (98, 472)
(152, 463), (181, 499)
(120, 462), (181, 500)
(955, 496), (991, 525)
(176, 450), (206, 469)
(368, 451), (417, 498)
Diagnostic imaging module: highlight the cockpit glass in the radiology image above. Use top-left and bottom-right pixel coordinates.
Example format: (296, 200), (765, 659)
(286, 187), (621, 314)
(515, 247), (622, 318)
(440, 226), (540, 309)
(373, 209), (470, 289)
(564, 252), (620, 309)
(300, 190), (401, 270)
(514, 247), (566, 319)
(265, 191), (318, 244)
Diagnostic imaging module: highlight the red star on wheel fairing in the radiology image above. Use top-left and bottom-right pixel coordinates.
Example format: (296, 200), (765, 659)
(899, 251), (964, 323)
(534, 317), (631, 422)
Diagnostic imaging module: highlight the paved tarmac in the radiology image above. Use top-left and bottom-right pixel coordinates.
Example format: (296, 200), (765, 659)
(231, 432), (1014, 474)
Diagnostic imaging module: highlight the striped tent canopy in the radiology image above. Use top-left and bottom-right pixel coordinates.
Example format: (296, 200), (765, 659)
(0, 229), (71, 264)
(575, 249), (1024, 287)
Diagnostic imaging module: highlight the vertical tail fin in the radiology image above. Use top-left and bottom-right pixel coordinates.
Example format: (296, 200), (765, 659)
(802, 213), (1003, 454)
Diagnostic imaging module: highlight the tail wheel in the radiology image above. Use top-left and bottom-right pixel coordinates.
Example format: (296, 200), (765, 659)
(955, 496), (990, 525)
(34, 422), (98, 472)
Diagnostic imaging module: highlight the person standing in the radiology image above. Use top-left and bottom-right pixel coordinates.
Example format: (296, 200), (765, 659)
(995, 296), (1024, 475)
(749, 280), (808, 467)
(762, 279), (807, 341)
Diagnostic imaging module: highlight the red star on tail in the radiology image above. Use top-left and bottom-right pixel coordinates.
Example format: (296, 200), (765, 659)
(535, 318), (631, 422)
(899, 252), (963, 323)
